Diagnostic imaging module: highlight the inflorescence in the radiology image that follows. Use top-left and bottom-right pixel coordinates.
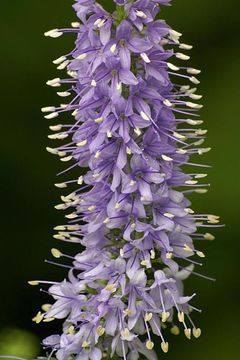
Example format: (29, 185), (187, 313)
(30, 1), (220, 359)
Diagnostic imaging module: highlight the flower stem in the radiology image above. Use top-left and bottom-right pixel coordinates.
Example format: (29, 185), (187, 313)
(116, 5), (125, 24)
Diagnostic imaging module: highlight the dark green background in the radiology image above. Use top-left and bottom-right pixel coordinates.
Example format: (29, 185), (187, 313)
(0, 0), (239, 358)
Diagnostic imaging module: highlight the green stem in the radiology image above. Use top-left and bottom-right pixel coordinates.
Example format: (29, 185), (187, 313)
(116, 5), (125, 25)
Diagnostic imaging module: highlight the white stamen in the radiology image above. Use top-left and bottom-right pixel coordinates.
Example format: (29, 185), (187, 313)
(162, 154), (173, 162)
(95, 117), (103, 123)
(91, 80), (97, 87)
(57, 60), (69, 70)
(54, 182), (67, 188)
(186, 102), (203, 109)
(136, 10), (147, 18)
(161, 342), (169, 353)
(110, 43), (117, 53)
(164, 212), (175, 219)
(163, 99), (173, 107)
(60, 156), (72, 162)
(187, 68), (201, 75)
(51, 248), (62, 258)
(140, 111), (151, 121)
(53, 56), (67, 65)
(176, 52), (190, 61)
(141, 52), (151, 63)
(78, 176), (84, 185)
(179, 43), (193, 50)
(46, 78), (61, 87)
(204, 232), (215, 241)
(44, 29), (63, 38)
(71, 22), (80, 28)
(49, 125), (62, 131)
(76, 53), (87, 60)
(41, 106), (55, 113)
(190, 76), (200, 85)
(77, 139), (87, 147)
(167, 62), (179, 71)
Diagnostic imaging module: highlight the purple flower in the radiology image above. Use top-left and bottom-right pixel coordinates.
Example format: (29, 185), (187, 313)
(33, 0), (220, 358)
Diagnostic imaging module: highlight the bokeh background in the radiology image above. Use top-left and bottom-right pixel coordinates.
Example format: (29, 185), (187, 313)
(0, 0), (239, 358)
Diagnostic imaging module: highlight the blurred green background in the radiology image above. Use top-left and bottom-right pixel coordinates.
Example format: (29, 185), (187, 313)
(0, 0), (239, 358)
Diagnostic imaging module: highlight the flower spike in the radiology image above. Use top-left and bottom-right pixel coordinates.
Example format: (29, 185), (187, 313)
(34, 1), (219, 359)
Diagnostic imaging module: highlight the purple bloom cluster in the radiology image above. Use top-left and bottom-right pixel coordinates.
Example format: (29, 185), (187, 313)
(33, 0), (219, 359)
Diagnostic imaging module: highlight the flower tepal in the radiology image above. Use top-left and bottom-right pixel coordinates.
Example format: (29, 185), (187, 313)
(35, 0), (219, 359)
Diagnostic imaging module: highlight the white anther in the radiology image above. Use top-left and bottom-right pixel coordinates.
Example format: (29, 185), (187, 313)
(176, 52), (190, 61)
(41, 106), (55, 113)
(141, 260), (149, 267)
(195, 129), (208, 135)
(59, 156), (72, 162)
(54, 204), (66, 210)
(169, 29), (182, 43)
(134, 127), (141, 136)
(95, 117), (103, 123)
(77, 139), (87, 147)
(115, 202), (121, 209)
(120, 249), (124, 257)
(51, 248), (62, 258)
(185, 180), (198, 185)
(130, 180), (136, 187)
(110, 43), (117, 53)
(186, 102), (203, 109)
(65, 213), (78, 219)
(49, 125), (62, 131)
(187, 67), (201, 75)
(136, 10), (147, 18)
(186, 119), (203, 125)
(167, 62), (179, 71)
(46, 78), (61, 87)
(71, 22), (80, 28)
(28, 281), (39, 286)
(91, 80), (97, 87)
(180, 85), (190, 91)
(78, 176), (84, 185)
(173, 132), (186, 140)
(76, 53), (87, 60)
(53, 56), (67, 65)
(162, 154), (173, 162)
(189, 94), (202, 100)
(44, 29), (63, 38)
(140, 111), (151, 121)
(198, 147), (211, 155)
(105, 284), (117, 293)
(88, 205), (96, 212)
(46, 147), (58, 155)
(178, 312), (185, 322)
(57, 60), (69, 70)
(196, 251), (205, 258)
(163, 99), (173, 107)
(96, 326), (105, 337)
(193, 328), (201, 338)
(107, 130), (112, 138)
(103, 217), (110, 224)
(176, 149), (187, 154)
(164, 212), (175, 219)
(72, 109), (79, 116)
(184, 328), (191, 339)
(204, 233), (215, 241)
(171, 325), (180, 335)
(150, 250), (155, 259)
(144, 313), (153, 321)
(179, 43), (193, 50)
(195, 189), (208, 194)
(190, 76), (200, 85)
(162, 311), (170, 322)
(161, 342), (169, 353)
(146, 340), (154, 350)
(166, 252), (173, 259)
(183, 244), (193, 252)
(54, 225), (66, 231)
(54, 182), (67, 188)
(184, 208), (194, 214)
(141, 52), (151, 63)
(126, 147), (132, 155)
